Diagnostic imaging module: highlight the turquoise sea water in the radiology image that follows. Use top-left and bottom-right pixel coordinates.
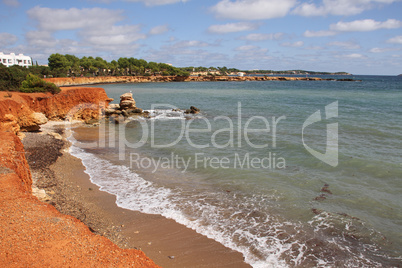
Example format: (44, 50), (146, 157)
(69, 76), (402, 267)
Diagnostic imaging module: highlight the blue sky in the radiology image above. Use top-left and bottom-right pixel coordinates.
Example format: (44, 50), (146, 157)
(1, 0), (401, 75)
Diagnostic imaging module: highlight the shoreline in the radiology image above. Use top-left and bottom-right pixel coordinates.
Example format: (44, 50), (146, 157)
(44, 74), (359, 87)
(24, 122), (250, 268)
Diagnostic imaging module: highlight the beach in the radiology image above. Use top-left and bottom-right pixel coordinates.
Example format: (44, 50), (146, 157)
(0, 130), (157, 267)
(2, 75), (401, 267)
(22, 122), (250, 268)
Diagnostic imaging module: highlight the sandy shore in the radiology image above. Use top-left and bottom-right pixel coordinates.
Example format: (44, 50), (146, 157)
(23, 122), (250, 268)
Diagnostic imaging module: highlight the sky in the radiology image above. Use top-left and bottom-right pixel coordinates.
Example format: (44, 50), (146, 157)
(0, 0), (401, 75)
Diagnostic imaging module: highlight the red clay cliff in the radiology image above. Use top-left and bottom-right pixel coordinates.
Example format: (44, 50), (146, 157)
(0, 87), (112, 133)
(0, 88), (159, 267)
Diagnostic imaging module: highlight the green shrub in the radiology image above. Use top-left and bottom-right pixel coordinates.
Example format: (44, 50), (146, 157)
(20, 73), (61, 94)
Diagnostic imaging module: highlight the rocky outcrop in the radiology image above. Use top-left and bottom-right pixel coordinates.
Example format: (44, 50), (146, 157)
(106, 93), (145, 123)
(185, 106), (200, 114)
(119, 92), (136, 109)
(0, 87), (113, 133)
(23, 112), (48, 132)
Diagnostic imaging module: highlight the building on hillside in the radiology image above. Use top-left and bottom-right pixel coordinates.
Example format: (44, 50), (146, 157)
(0, 52), (32, 68)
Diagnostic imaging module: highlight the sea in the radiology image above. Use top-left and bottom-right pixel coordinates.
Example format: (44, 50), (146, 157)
(67, 75), (401, 267)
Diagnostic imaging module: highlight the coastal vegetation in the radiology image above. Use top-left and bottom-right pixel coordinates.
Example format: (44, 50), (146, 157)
(0, 53), (351, 93)
(44, 53), (349, 77)
(0, 64), (60, 93)
(46, 53), (190, 78)
(20, 73), (60, 94)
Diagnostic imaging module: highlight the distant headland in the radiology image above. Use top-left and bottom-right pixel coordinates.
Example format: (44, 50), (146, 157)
(2, 53), (351, 79)
(0, 53), (356, 93)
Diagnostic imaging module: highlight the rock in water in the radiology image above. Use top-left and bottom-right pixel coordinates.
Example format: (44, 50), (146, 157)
(119, 93), (136, 109)
(184, 106), (200, 114)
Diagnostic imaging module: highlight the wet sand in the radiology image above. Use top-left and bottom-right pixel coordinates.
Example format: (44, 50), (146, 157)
(23, 122), (250, 268)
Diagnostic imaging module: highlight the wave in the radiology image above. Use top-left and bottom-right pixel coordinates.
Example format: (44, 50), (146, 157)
(128, 109), (203, 121)
(68, 139), (400, 267)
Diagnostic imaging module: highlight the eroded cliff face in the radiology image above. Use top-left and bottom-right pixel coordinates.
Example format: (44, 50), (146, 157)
(0, 87), (158, 267)
(44, 75), (326, 87)
(0, 87), (112, 133)
(0, 132), (32, 193)
(0, 131), (158, 268)
(0, 86), (113, 196)
(44, 76), (187, 86)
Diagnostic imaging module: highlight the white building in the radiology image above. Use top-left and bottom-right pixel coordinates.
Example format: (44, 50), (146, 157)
(0, 52), (32, 68)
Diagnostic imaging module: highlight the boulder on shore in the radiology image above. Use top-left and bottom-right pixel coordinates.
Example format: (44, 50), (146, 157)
(21, 112), (48, 132)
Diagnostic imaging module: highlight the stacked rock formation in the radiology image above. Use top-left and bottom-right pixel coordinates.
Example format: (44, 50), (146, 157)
(119, 93), (136, 109)
(105, 93), (144, 123)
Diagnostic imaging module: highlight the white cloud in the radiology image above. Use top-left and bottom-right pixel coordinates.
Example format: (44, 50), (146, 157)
(25, 31), (56, 47)
(208, 22), (260, 34)
(305, 46), (325, 50)
(168, 40), (210, 49)
(26, 6), (146, 50)
(27, 7), (124, 32)
(293, 0), (399, 17)
(387, 35), (402, 44)
(336, 53), (367, 59)
(305, 19), (402, 39)
(146, 43), (228, 67)
(330, 19), (402, 32)
(149, 25), (169, 35)
(281, 41), (304, 47)
(369, 47), (400, 53)
(234, 45), (271, 63)
(327, 41), (361, 49)
(236, 45), (260, 51)
(0, 33), (18, 47)
(303, 30), (337, 37)
(240, 33), (283, 41)
(211, 0), (297, 20)
(83, 25), (146, 46)
(124, 0), (188, 6)
(2, 0), (20, 7)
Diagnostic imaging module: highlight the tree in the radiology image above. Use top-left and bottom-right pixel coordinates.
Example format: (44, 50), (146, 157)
(218, 66), (228, 75)
(48, 54), (70, 73)
(65, 54), (81, 76)
(137, 59), (148, 75)
(80, 56), (91, 72)
(0, 63), (13, 91)
(147, 62), (159, 75)
(94, 57), (108, 75)
(117, 57), (130, 75)
(28, 65), (51, 78)
(108, 60), (118, 76)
